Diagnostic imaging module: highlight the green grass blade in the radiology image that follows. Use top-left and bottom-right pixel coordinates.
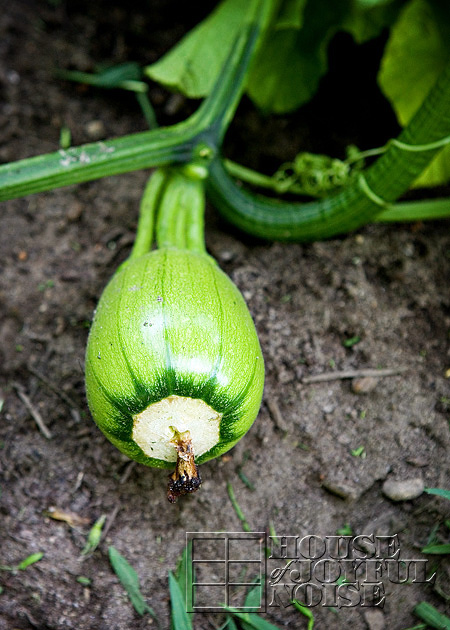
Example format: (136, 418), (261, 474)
(414, 601), (450, 629)
(292, 600), (315, 630)
(421, 543), (450, 554)
(244, 580), (264, 611)
(227, 482), (251, 532)
(108, 546), (158, 621)
(169, 571), (193, 630)
(57, 62), (142, 88)
(174, 539), (194, 608)
(81, 514), (106, 556)
(224, 617), (239, 630)
(17, 552), (44, 570)
(425, 488), (450, 501)
(223, 606), (281, 630)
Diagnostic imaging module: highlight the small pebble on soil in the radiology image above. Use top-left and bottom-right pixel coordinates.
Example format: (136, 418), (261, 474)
(382, 477), (425, 501)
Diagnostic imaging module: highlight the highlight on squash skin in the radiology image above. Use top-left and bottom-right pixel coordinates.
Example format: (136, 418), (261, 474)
(85, 247), (265, 502)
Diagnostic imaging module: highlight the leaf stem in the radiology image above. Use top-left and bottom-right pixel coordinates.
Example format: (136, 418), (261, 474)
(0, 4), (268, 202)
(224, 158), (314, 196)
(375, 197), (450, 222)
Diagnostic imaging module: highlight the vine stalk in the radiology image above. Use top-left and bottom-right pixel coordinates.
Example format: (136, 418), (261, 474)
(206, 61), (450, 241)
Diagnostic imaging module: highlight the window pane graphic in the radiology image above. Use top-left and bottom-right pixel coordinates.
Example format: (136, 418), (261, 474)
(186, 532), (266, 612)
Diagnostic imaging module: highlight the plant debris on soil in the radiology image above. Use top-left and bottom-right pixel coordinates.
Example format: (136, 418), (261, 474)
(1, 2), (449, 629)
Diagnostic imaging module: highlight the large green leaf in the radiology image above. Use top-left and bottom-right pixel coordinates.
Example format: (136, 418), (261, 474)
(275, 0), (308, 29)
(145, 0), (277, 99)
(378, 0), (450, 187)
(246, 0), (347, 113)
(246, 29), (323, 113)
(145, 0), (405, 115)
(342, 0), (403, 44)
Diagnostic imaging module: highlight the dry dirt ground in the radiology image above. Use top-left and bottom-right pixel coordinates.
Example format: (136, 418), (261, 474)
(1, 2), (450, 629)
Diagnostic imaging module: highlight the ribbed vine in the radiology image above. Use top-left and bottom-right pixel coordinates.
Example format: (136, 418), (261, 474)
(206, 61), (450, 241)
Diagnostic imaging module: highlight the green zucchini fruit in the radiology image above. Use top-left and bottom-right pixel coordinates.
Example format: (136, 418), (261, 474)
(85, 247), (264, 502)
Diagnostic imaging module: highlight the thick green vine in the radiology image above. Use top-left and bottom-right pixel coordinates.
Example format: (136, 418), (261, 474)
(206, 61), (450, 241)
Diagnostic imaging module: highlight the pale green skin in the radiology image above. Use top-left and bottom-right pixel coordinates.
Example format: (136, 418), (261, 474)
(85, 248), (265, 468)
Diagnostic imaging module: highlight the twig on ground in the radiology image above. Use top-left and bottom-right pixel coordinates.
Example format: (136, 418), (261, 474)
(28, 365), (80, 409)
(73, 471), (84, 493)
(302, 366), (409, 384)
(266, 397), (288, 432)
(119, 461), (137, 485)
(13, 382), (52, 439)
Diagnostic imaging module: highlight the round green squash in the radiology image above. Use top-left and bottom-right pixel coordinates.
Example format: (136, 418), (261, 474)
(85, 248), (264, 501)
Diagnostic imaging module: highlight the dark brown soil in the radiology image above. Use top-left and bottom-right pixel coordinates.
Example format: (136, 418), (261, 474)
(1, 2), (449, 629)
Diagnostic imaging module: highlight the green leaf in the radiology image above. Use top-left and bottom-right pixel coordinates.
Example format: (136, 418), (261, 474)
(414, 601), (450, 629)
(378, 0), (450, 187)
(275, 0), (307, 29)
(414, 146), (450, 187)
(108, 547), (157, 619)
(247, 0), (348, 113)
(421, 543), (450, 554)
(17, 552), (44, 570)
(81, 514), (106, 556)
(246, 29), (323, 113)
(169, 571), (193, 630)
(244, 578), (264, 611)
(224, 617), (239, 630)
(58, 62), (145, 91)
(145, 0), (259, 98)
(341, 0), (403, 44)
(174, 540), (194, 610)
(91, 62), (143, 86)
(227, 482), (252, 532)
(292, 599), (315, 630)
(343, 335), (361, 348)
(336, 523), (353, 536)
(425, 487), (450, 501)
(356, 0), (396, 7)
(77, 576), (92, 585)
(223, 607), (282, 630)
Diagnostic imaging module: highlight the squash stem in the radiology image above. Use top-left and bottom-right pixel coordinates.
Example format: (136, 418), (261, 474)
(155, 168), (207, 254)
(126, 168), (168, 263)
(156, 171), (185, 249)
(167, 428), (201, 504)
